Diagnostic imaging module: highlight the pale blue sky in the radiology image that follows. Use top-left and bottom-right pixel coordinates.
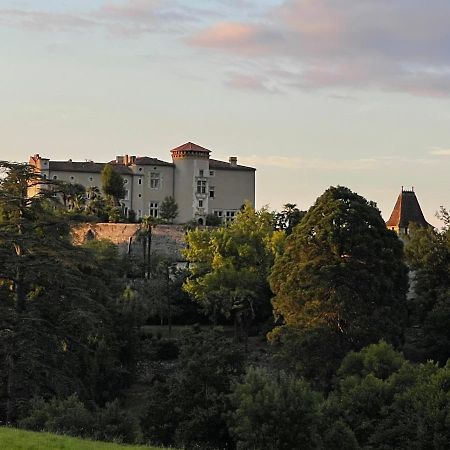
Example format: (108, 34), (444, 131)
(1, 0), (449, 225)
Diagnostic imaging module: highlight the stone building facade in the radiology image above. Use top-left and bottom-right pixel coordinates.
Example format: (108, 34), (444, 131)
(29, 142), (255, 224)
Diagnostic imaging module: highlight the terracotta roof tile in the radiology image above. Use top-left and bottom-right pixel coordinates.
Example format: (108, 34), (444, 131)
(386, 189), (431, 229)
(171, 142), (211, 153)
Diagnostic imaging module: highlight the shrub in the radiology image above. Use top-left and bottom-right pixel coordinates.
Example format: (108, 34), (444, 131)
(228, 367), (322, 450)
(93, 399), (142, 444)
(19, 395), (93, 437)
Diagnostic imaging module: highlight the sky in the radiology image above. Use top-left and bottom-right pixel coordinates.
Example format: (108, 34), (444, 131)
(0, 0), (449, 226)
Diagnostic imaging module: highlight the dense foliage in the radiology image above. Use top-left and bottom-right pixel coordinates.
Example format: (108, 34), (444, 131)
(404, 219), (450, 363)
(141, 328), (245, 449)
(183, 203), (283, 337)
(100, 164), (125, 206)
(158, 196), (178, 224)
(229, 367), (322, 450)
(269, 186), (409, 384)
(0, 162), (137, 423)
(1, 163), (449, 450)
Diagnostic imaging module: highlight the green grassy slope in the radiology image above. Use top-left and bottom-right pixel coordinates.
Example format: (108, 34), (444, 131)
(0, 427), (170, 450)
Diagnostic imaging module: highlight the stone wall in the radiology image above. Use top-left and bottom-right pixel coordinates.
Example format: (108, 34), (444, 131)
(72, 223), (186, 260)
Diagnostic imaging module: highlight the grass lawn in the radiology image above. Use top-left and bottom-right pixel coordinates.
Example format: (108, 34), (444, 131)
(0, 427), (172, 450)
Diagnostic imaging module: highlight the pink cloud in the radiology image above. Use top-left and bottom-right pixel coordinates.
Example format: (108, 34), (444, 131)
(187, 0), (450, 97)
(188, 22), (281, 55)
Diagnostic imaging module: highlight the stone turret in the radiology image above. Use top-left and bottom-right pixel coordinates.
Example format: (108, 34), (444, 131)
(386, 187), (431, 235)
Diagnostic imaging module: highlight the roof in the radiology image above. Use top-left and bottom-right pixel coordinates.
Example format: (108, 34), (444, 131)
(50, 161), (133, 175)
(209, 158), (256, 171)
(171, 142), (211, 154)
(49, 161), (132, 175)
(134, 157), (173, 167)
(386, 189), (431, 229)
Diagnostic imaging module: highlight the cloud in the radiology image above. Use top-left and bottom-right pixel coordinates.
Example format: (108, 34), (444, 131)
(188, 22), (282, 55)
(0, 9), (97, 32)
(225, 73), (280, 93)
(187, 0), (450, 97)
(429, 147), (450, 156)
(239, 155), (378, 171)
(0, 0), (200, 36)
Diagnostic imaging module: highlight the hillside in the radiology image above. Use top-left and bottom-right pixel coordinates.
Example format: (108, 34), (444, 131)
(0, 427), (171, 450)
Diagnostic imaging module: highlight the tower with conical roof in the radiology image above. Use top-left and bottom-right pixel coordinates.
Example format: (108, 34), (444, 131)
(386, 187), (431, 235)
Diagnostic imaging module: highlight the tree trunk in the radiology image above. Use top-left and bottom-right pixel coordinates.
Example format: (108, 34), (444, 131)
(166, 265), (172, 338)
(146, 225), (152, 279)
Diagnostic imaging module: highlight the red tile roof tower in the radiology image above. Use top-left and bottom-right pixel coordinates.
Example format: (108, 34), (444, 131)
(386, 188), (431, 234)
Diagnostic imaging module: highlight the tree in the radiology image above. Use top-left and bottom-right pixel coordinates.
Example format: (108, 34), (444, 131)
(228, 367), (322, 450)
(269, 186), (409, 382)
(183, 204), (282, 339)
(324, 341), (450, 449)
(0, 162), (137, 422)
(101, 164), (125, 206)
(159, 196), (178, 224)
(275, 203), (306, 235)
(57, 182), (86, 211)
(141, 328), (244, 449)
(140, 215), (161, 279)
(205, 213), (222, 227)
(404, 217), (450, 364)
(84, 186), (108, 220)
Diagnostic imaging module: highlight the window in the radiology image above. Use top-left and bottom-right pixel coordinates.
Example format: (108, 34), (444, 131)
(225, 210), (236, 222)
(124, 179), (128, 184)
(149, 201), (159, 217)
(209, 186), (215, 198)
(198, 200), (203, 208)
(138, 167), (143, 172)
(138, 193), (142, 198)
(89, 176), (93, 182)
(138, 178), (142, 185)
(199, 169), (204, 177)
(41, 174), (47, 179)
(209, 170), (215, 176)
(138, 209), (142, 218)
(213, 210), (223, 217)
(53, 175), (58, 180)
(150, 172), (160, 189)
(70, 176), (74, 181)
(197, 180), (207, 194)
(124, 189), (129, 200)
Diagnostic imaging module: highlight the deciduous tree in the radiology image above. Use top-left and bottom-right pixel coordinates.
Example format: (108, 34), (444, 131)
(159, 196), (178, 224)
(183, 204), (282, 338)
(269, 186), (408, 382)
(101, 164), (125, 206)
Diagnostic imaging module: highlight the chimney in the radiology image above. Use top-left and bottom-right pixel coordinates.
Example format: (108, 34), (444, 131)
(116, 156), (124, 164)
(129, 155), (136, 164)
(229, 156), (237, 167)
(124, 154), (129, 166)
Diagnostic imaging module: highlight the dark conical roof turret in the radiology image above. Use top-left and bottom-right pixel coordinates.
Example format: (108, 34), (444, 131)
(386, 188), (431, 232)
